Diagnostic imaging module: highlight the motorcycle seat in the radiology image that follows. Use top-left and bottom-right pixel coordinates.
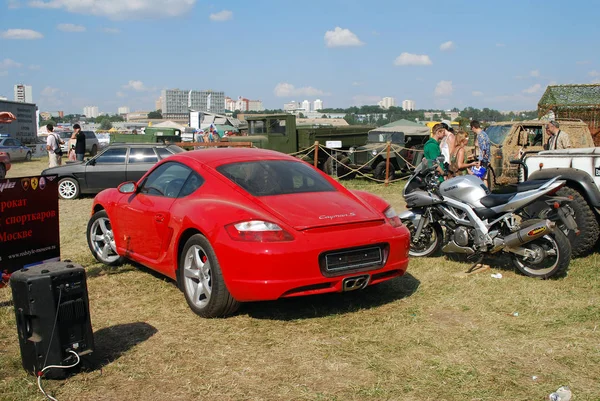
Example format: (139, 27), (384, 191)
(480, 192), (516, 208)
(511, 179), (548, 193)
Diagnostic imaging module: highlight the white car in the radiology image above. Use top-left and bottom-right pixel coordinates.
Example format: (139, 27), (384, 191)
(59, 131), (100, 155)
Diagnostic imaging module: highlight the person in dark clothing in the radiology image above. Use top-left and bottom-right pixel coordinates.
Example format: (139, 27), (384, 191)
(71, 124), (86, 161)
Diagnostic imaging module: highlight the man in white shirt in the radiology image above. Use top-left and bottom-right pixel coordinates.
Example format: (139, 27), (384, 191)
(45, 124), (63, 167)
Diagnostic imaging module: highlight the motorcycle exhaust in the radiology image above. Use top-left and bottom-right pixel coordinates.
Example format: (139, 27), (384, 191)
(504, 220), (555, 248)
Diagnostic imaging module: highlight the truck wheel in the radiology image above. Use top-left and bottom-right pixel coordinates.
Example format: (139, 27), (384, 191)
(552, 187), (599, 257)
(324, 155), (356, 179)
(373, 160), (395, 181)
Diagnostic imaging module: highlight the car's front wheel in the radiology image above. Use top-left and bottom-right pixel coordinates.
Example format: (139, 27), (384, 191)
(87, 210), (124, 266)
(58, 177), (80, 199)
(90, 145), (98, 156)
(25, 152), (32, 161)
(0, 163), (6, 179)
(178, 234), (240, 318)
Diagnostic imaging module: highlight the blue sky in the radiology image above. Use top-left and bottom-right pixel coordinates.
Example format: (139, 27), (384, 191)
(1, 0), (599, 114)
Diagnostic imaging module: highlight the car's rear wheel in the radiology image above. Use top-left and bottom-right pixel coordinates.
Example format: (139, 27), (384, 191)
(0, 164), (6, 179)
(58, 177), (80, 199)
(25, 152), (32, 161)
(87, 210), (124, 266)
(178, 234), (240, 318)
(373, 160), (395, 181)
(90, 145), (98, 156)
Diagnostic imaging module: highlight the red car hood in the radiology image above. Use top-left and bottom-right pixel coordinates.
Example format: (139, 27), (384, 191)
(254, 191), (382, 231)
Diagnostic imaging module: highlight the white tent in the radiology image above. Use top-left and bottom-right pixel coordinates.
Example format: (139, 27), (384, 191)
(153, 120), (187, 131)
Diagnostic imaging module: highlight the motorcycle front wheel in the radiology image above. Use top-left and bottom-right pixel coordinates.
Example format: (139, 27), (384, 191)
(402, 220), (443, 257)
(511, 231), (571, 279)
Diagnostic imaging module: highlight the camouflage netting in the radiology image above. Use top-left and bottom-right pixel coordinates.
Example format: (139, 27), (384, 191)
(538, 84), (600, 145)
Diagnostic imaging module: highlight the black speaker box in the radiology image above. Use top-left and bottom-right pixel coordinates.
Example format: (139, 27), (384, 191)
(10, 262), (94, 379)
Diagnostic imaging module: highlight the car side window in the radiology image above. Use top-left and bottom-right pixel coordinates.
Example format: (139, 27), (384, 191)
(128, 147), (158, 164)
(156, 147), (174, 159)
(139, 162), (192, 198)
(95, 148), (127, 164)
(84, 131), (96, 139)
(4, 139), (15, 146)
(179, 173), (205, 197)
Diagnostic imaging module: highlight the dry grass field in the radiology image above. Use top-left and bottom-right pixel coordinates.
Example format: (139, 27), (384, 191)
(1, 157), (599, 401)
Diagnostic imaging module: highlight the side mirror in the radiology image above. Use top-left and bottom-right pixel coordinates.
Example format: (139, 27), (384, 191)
(118, 181), (137, 194)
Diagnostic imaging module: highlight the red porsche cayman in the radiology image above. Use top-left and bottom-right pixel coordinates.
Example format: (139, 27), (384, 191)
(87, 148), (410, 317)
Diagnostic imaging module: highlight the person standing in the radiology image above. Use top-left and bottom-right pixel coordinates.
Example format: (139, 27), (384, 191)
(546, 120), (571, 150)
(449, 131), (479, 176)
(45, 124), (63, 167)
(70, 123), (86, 161)
(424, 123), (447, 178)
(470, 120), (490, 167)
(440, 120), (456, 162)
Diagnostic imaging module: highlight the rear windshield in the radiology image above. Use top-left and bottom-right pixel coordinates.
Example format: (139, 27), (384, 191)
(217, 160), (336, 196)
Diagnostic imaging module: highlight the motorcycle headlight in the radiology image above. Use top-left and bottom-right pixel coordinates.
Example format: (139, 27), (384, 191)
(371, 150), (377, 156)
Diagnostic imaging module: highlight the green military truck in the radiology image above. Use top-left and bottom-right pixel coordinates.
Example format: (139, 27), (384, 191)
(226, 114), (373, 176)
(109, 127), (182, 144)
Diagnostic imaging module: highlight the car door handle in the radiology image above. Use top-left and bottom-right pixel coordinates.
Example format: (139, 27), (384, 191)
(155, 213), (165, 223)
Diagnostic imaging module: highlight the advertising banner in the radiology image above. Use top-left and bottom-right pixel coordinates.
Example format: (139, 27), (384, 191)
(0, 175), (60, 273)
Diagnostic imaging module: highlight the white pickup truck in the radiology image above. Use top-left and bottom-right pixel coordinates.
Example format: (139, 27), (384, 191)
(519, 148), (600, 256)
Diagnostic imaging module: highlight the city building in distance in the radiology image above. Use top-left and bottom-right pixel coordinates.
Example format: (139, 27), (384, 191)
(83, 106), (99, 118)
(118, 106), (130, 115)
(402, 99), (415, 111)
(378, 97), (396, 109)
(313, 99), (323, 111)
(225, 96), (264, 112)
(161, 89), (225, 120)
(14, 84), (33, 103)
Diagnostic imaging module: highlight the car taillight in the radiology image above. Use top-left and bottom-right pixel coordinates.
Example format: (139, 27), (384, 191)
(225, 220), (294, 242)
(384, 206), (402, 228)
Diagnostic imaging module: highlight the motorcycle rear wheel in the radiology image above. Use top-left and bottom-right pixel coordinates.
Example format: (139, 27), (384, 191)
(511, 231), (571, 279)
(403, 220), (443, 257)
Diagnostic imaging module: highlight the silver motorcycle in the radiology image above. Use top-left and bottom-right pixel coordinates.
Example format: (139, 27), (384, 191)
(399, 158), (575, 279)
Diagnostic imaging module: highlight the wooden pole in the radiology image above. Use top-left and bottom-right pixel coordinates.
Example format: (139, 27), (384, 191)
(313, 141), (319, 168)
(385, 141), (391, 186)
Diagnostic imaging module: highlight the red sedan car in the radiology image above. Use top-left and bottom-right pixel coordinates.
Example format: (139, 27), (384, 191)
(0, 151), (11, 179)
(87, 148), (410, 317)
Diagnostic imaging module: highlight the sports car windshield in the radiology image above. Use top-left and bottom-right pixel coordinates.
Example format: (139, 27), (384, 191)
(218, 160), (336, 196)
(485, 125), (512, 145)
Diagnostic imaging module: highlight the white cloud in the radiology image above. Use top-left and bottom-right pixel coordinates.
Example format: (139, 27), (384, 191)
(0, 71), (8, 76)
(123, 80), (152, 91)
(394, 52), (432, 66)
(496, 43), (506, 47)
(522, 84), (542, 94)
(57, 23), (86, 32)
(209, 10), (232, 21)
(28, 0), (197, 20)
(352, 81), (363, 87)
(8, 0), (21, 9)
(41, 86), (60, 97)
(351, 95), (381, 106)
(102, 27), (120, 34)
(1, 29), (44, 39)
(589, 70), (600, 77)
(530, 70), (540, 77)
(273, 82), (327, 97)
(116, 91), (126, 98)
(29, 64), (41, 70)
(324, 27), (364, 48)
(434, 80), (453, 97)
(0, 59), (22, 69)
(577, 60), (590, 65)
(440, 41), (454, 51)
(472, 91), (483, 97)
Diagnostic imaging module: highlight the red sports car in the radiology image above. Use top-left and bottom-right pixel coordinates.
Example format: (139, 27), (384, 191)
(0, 151), (11, 179)
(87, 148), (410, 317)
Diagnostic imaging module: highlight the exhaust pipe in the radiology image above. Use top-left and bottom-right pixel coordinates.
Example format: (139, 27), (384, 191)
(504, 220), (555, 248)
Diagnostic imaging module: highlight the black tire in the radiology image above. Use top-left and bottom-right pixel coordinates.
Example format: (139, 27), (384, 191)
(58, 177), (80, 200)
(25, 152), (32, 161)
(324, 155), (356, 179)
(402, 219), (443, 257)
(90, 145), (98, 156)
(0, 164), (5, 179)
(373, 160), (395, 181)
(511, 230), (571, 279)
(87, 210), (125, 266)
(178, 234), (240, 318)
(553, 187), (599, 257)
